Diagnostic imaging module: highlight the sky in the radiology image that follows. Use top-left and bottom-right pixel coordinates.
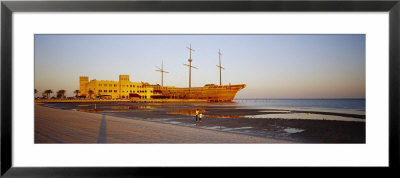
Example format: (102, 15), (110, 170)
(34, 34), (365, 99)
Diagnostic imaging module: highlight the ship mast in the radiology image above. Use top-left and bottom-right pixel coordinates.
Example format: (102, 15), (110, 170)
(216, 49), (225, 86)
(155, 60), (169, 87)
(184, 44), (198, 91)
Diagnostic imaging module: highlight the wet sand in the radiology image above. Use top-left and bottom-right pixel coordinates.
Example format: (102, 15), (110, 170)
(35, 104), (292, 143)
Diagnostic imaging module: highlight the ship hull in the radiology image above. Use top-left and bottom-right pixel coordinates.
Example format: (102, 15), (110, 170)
(152, 84), (246, 102)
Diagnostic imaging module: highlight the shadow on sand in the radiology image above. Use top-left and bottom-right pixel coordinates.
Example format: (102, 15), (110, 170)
(97, 114), (107, 143)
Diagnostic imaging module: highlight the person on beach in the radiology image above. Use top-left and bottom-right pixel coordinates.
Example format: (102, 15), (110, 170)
(195, 109), (199, 122)
(199, 113), (203, 122)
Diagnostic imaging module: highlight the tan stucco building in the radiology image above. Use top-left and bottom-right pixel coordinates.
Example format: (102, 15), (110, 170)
(79, 75), (154, 99)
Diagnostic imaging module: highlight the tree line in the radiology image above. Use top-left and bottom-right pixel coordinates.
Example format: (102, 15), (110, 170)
(34, 89), (82, 99)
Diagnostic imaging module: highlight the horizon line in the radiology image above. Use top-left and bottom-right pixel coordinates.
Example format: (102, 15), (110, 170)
(234, 98), (366, 100)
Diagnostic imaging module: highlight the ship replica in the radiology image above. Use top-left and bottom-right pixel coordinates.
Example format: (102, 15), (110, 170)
(148, 45), (246, 102)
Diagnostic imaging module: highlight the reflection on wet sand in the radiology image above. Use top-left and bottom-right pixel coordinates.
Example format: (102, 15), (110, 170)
(76, 109), (104, 112)
(205, 114), (243, 119)
(168, 108), (243, 119)
(111, 105), (153, 110)
(168, 108), (205, 116)
(76, 104), (154, 113)
(248, 113), (365, 122)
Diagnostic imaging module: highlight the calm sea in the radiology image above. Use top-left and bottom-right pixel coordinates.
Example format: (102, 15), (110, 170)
(233, 99), (365, 111)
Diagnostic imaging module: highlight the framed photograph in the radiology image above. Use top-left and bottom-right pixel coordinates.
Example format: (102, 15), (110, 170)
(1, 0), (399, 176)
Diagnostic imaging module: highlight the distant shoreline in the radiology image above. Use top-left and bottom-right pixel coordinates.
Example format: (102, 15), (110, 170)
(34, 98), (366, 104)
(235, 98), (366, 100)
(35, 98), (210, 103)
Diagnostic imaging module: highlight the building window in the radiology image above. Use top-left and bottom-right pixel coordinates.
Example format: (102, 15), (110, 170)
(104, 90), (107, 93)
(98, 90), (102, 92)
(99, 84), (102, 86)
(133, 85), (135, 88)
(109, 90), (112, 92)
(114, 90), (117, 92)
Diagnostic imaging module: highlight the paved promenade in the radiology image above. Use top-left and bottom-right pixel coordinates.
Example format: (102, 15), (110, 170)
(35, 104), (292, 143)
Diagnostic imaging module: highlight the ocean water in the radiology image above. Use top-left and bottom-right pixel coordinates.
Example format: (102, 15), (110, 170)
(233, 99), (365, 111)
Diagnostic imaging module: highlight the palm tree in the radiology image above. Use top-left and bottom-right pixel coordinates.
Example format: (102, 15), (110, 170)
(44, 90), (53, 99)
(88, 90), (94, 99)
(34, 89), (38, 94)
(74, 90), (80, 98)
(57, 90), (66, 99)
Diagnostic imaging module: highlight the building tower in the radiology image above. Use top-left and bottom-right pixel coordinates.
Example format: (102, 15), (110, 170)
(119, 75), (130, 82)
(79, 76), (89, 97)
(119, 75), (130, 98)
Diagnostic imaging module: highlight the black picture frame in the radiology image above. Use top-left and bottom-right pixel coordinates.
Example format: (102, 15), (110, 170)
(1, 0), (399, 177)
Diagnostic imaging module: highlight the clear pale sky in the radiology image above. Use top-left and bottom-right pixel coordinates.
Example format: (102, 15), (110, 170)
(34, 34), (365, 99)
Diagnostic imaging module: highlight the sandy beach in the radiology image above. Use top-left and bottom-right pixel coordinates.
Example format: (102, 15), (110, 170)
(35, 101), (365, 143)
(35, 104), (292, 143)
